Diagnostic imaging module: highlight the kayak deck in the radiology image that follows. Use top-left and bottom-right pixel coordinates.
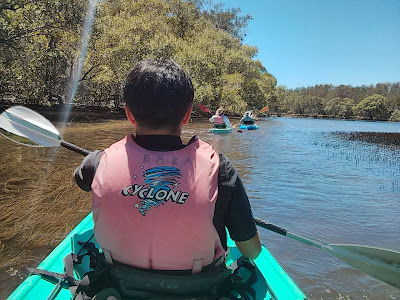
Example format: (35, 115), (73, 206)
(8, 213), (306, 299)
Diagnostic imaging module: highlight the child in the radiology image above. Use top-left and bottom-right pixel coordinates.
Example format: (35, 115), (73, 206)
(74, 58), (261, 298)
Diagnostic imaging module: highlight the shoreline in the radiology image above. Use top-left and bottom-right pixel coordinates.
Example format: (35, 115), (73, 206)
(1, 104), (398, 123)
(1, 105), (398, 147)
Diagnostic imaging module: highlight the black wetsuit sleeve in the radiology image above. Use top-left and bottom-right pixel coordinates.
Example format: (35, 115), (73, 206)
(213, 154), (258, 249)
(74, 150), (104, 192)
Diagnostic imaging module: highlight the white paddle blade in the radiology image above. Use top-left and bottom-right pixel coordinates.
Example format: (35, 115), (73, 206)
(0, 113), (40, 146)
(328, 244), (400, 288)
(0, 106), (61, 147)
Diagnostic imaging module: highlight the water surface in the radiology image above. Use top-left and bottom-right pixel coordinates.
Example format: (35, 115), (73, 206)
(1, 116), (399, 299)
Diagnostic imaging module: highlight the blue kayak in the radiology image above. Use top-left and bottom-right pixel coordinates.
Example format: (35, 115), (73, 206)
(240, 124), (259, 130)
(8, 213), (306, 299)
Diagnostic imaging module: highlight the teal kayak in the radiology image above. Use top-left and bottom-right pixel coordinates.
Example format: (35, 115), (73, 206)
(8, 213), (306, 299)
(239, 124), (259, 130)
(208, 127), (232, 134)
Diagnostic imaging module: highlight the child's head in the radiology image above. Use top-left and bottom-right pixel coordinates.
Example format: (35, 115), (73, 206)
(122, 58), (194, 131)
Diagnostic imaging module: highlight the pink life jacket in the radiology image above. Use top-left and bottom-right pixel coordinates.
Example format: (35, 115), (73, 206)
(91, 135), (225, 272)
(213, 115), (225, 125)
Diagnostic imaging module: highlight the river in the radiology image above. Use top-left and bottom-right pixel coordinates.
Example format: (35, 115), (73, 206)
(1, 116), (399, 299)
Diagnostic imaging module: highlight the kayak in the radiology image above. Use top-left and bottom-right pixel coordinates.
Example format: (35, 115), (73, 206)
(240, 124), (259, 130)
(208, 127), (232, 134)
(8, 213), (306, 300)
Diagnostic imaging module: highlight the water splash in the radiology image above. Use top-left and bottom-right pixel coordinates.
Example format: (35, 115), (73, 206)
(60, 0), (99, 128)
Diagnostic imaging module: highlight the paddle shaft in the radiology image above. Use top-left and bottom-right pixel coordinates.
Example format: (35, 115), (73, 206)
(254, 217), (328, 250)
(60, 141), (91, 156)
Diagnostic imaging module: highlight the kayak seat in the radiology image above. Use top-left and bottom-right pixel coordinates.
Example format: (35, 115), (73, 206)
(222, 256), (257, 300)
(27, 229), (258, 300)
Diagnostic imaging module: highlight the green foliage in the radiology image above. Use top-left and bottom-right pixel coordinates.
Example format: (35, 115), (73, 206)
(281, 83), (399, 120)
(194, 1), (253, 41)
(390, 109), (400, 121)
(220, 73), (246, 112)
(1, 0), (87, 104)
(3, 0), (396, 121)
(302, 95), (324, 116)
(324, 97), (355, 118)
(353, 94), (391, 120)
(267, 85), (285, 114)
(1, 0), (274, 115)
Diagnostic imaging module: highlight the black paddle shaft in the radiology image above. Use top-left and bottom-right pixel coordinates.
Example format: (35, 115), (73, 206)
(253, 217), (288, 236)
(60, 141), (91, 156)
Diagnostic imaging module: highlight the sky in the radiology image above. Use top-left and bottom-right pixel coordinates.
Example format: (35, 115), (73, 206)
(220, 0), (400, 89)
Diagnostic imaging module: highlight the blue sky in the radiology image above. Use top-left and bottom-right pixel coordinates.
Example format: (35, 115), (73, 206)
(220, 0), (400, 89)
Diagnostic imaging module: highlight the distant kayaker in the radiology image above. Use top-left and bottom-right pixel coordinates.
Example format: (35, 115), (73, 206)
(209, 107), (231, 128)
(74, 58), (261, 298)
(240, 111), (256, 125)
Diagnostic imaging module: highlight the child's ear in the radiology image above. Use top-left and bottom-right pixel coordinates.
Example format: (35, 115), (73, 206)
(124, 105), (136, 125)
(182, 105), (193, 125)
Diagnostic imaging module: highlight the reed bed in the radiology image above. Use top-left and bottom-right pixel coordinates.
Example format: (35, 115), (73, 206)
(334, 132), (400, 147)
(315, 131), (400, 193)
(0, 120), (133, 273)
(0, 146), (90, 273)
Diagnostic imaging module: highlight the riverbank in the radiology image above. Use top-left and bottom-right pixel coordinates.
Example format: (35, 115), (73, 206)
(0, 104), (243, 123)
(0, 104), (127, 123)
(1, 105), (398, 148)
(278, 113), (399, 122)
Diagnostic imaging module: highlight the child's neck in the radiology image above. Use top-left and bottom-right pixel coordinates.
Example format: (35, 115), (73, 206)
(135, 126), (182, 137)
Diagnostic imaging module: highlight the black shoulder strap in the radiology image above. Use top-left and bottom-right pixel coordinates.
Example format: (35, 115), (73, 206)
(213, 153), (231, 250)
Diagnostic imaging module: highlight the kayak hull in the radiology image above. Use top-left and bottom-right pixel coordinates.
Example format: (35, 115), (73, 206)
(8, 213), (306, 299)
(208, 127), (232, 134)
(240, 124), (259, 130)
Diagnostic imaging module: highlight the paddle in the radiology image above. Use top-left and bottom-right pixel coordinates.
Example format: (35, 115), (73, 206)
(0, 106), (90, 156)
(1, 105), (399, 289)
(198, 104), (242, 133)
(254, 217), (400, 288)
(198, 104), (211, 114)
(259, 106), (269, 113)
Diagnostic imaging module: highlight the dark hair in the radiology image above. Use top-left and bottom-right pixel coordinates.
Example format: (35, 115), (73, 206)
(122, 58), (194, 130)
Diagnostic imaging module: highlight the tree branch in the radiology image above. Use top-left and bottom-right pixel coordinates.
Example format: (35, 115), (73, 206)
(79, 65), (99, 82)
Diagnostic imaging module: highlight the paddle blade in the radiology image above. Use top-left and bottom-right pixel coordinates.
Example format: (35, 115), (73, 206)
(327, 244), (400, 288)
(0, 114), (40, 146)
(260, 106), (269, 113)
(0, 106), (61, 147)
(198, 104), (211, 114)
